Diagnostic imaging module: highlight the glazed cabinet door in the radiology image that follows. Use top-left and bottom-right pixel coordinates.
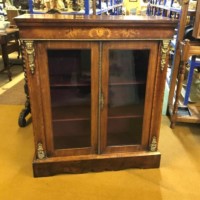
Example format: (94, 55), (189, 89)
(36, 41), (99, 157)
(100, 41), (159, 153)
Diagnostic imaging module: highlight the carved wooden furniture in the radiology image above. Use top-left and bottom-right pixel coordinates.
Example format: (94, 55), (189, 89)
(147, 1), (197, 120)
(0, 28), (21, 81)
(15, 14), (177, 177)
(168, 39), (200, 128)
(193, 0), (200, 39)
(167, 0), (196, 114)
(18, 54), (31, 128)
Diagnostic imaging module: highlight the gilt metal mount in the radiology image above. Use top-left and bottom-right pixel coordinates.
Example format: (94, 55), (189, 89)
(24, 41), (35, 75)
(37, 142), (46, 160)
(161, 40), (170, 71)
(150, 136), (157, 152)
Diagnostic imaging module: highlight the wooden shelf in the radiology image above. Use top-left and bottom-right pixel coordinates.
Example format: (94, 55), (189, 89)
(50, 83), (90, 87)
(108, 104), (144, 118)
(109, 80), (146, 86)
(51, 104), (145, 121)
(52, 105), (90, 121)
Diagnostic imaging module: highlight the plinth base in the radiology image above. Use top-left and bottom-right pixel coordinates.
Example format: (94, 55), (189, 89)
(33, 151), (161, 177)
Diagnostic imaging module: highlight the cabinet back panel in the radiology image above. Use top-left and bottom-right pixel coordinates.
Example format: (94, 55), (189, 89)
(53, 121), (91, 149)
(107, 117), (143, 146)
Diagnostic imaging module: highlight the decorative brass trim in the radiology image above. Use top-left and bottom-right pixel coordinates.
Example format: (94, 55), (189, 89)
(160, 40), (170, 71)
(150, 136), (157, 152)
(37, 142), (46, 159)
(24, 40), (35, 75)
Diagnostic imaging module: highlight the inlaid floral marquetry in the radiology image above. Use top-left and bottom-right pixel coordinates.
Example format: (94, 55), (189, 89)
(89, 28), (112, 38)
(62, 27), (141, 39)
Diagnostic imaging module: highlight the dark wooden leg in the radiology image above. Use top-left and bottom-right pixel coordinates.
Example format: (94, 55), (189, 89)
(1, 43), (12, 81)
(18, 99), (31, 127)
(18, 43), (31, 127)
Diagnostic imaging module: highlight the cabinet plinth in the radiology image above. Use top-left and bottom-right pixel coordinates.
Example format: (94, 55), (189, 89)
(15, 14), (177, 177)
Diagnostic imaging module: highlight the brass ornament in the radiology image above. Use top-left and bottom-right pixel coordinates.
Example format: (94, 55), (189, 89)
(150, 136), (157, 152)
(25, 41), (35, 75)
(37, 143), (46, 159)
(161, 40), (170, 71)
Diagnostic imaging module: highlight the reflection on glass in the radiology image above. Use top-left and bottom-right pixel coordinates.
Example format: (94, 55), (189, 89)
(107, 118), (143, 146)
(107, 50), (149, 146)
(48, 49), (91, 149)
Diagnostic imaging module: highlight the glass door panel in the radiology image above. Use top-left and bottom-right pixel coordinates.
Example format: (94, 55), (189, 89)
(48, 49), (91, 149)
(107, 49), (149, 146)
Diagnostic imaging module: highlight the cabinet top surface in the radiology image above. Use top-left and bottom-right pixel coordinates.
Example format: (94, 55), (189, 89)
(15, 14), (177, 27)
(15, 14), (178, 40)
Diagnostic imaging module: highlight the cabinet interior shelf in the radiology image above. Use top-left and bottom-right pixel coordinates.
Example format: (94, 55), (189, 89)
(109, 81), (146, 86)
(52, 104), (144, 122)
(108, 115), (143, 119)
(53, 118), (90, 122)
(50, 83), (90, 87)
(50, 81), (146, 88)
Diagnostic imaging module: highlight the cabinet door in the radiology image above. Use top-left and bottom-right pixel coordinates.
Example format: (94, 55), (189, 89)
(101, 41), (158, 153)
(37, 41), (99, 156)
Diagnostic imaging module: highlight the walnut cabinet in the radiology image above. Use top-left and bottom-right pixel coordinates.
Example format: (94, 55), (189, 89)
(15, 14), (177, 177)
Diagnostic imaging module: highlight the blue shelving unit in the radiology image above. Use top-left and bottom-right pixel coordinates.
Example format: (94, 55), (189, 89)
(96, 0), (123, 15)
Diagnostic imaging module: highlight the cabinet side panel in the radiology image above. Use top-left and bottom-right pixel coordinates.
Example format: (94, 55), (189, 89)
(150, 41), (169, 145)
(141, 42), (158, 148)
(36, 42), (54, 155)
(24, 41), (47, 155)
